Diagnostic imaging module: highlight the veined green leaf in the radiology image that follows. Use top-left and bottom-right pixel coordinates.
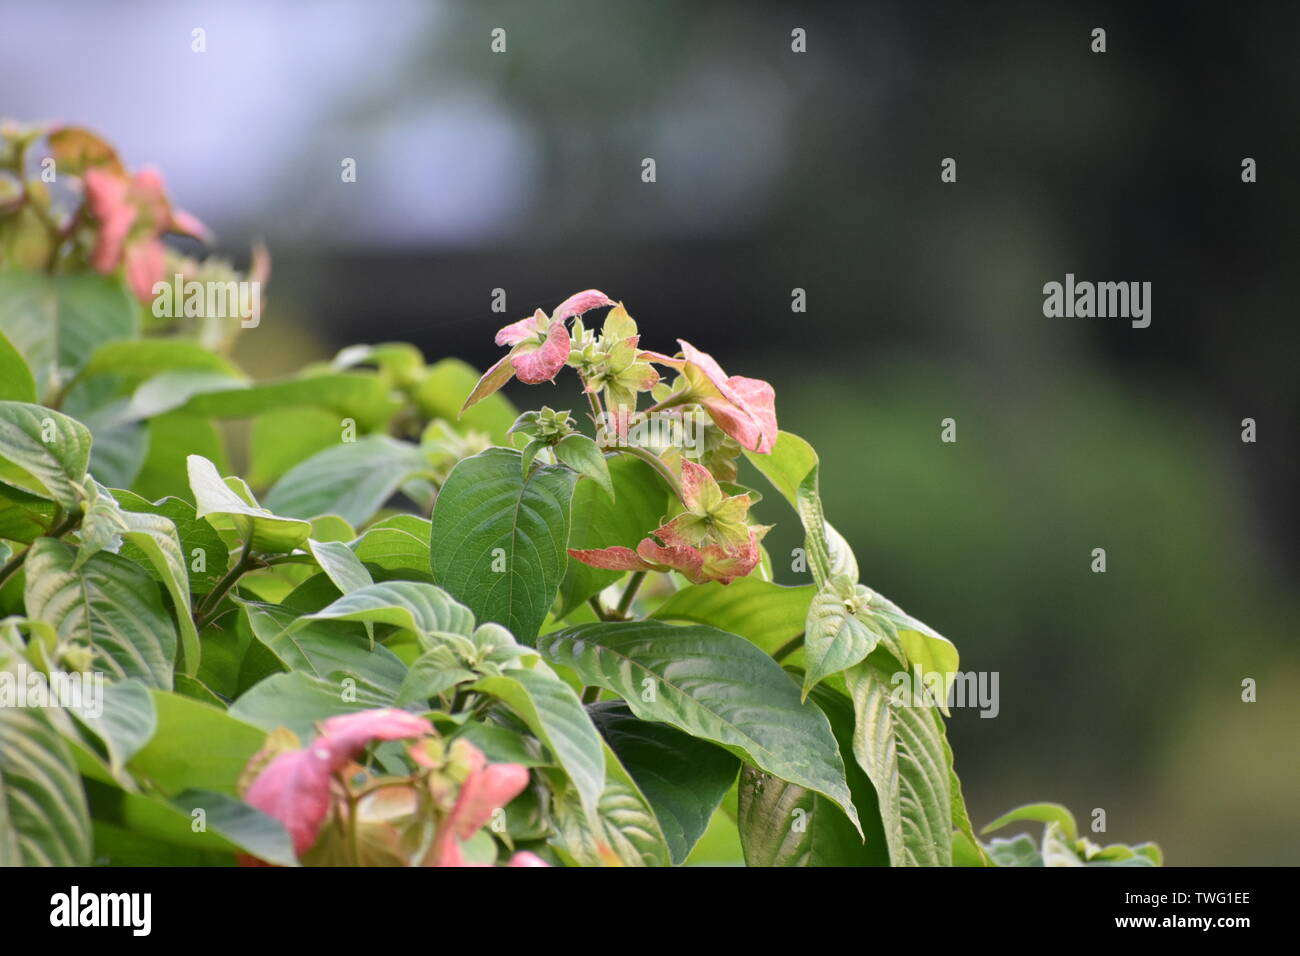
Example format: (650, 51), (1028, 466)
(540, 620), (859, 833)
(112, 489), (229, 595)
(472, 668), (605, 820)
(737, 677), (888, 867)
(0, 704), (92, 865)
(844, 656), (952, 865)
(801, 575), (884, 700)
(550, 739), (671, 867)
(24, 537), (177, 688)
(187, 454), (311, 553)
(265, 435), (431, 528)
(431, 447), (578, 642)
(653, 577), (814, 656)
(0, 401), (91, 510)
(0, 272), (136, 397)
(589, 701), (738, 865)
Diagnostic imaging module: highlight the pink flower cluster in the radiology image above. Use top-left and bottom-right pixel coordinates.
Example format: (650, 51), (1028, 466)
(241, 709), (545, 867)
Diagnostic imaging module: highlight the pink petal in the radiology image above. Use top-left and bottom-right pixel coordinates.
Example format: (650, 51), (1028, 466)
(510, 319), (570, 384)
(448, 763), (530, 840)
(243, 747), (335, 855)
(123, 240), (166, 303)
(696, 533), (763, 584)
(169, 207), (211, 241)
(677, 341), (778, 454)
(83, 168), (134, 272)
(720, 376), (777, 453)
(568, 546), (658, 572)
(636, 538), (704, 580)
(495, 309), (548, 346)
(460, 354), (516, 413)
(507, 851), (550, 867)
(318, 708), (433, 768)
(553, 289), (614, 321)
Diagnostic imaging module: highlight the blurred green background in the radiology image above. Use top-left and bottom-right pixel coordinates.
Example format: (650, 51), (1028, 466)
(6, 0), (1295, 863)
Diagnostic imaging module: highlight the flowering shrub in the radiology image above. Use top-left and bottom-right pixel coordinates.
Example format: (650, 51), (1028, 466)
(0, 123), (1161, 867)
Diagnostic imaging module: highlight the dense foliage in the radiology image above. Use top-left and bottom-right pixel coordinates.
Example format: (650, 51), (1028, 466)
(0, 123), (1162, 866)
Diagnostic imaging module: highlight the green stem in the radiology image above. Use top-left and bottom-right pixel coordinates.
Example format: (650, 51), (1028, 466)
(194, 543), (256, 626)
(587, 595), (616, 622)
(614, 444), (682, 499)
(772, 633), (805, 663)
(614, 571), (647, 619)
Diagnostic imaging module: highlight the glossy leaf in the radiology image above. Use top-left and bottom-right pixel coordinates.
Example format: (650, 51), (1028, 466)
(430, 447), (578, 642)
(588, 701), (739, 864)
(540, 620), (859, 832)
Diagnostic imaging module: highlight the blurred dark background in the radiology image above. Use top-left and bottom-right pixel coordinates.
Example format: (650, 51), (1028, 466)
(5, 0), (1296, 863)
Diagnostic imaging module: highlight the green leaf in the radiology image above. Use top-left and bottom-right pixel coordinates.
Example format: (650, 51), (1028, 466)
(24, 537), (177, 688)
(187, 454), (311, 553)
(306, 539), (373, 595)
(0, 272), (137, 397)
(737, 677), (889, 867)
(67, 678), (157, 777)
(85, 782), (297, 866)
(558, 454), (668, 617)
(78, 338), (240, 385)
(801, 576), (883, 700)
(652, 578), (814, 656)
(350, 518), (431, 577)
(0, 401), (91, 509)
(121, 369), (246, 421)
(981, 802), (1079, 844)
(539, 620), (859, 832)
(265, 435), (431, 528)
(985, 834), (1043, 867)
(248, 406), (342, 487)
(129, 690), (268, 795)
(553, 434), (614, 502)
(0, 483), (57, 542)
(588, 701), (739, 864)
(230, 671), (393, 738)
(180, 372), (399, 432)
(300, 579), (476, 641)
(132, 411), (225, 502)
(471, 668), (605, 819)
(0, 704), (92, 865)
(744, 430), (836, 586)
(844, 656), (953, 865)
(550, 739), (671, 867)
(430, 447), (578, 642)
(418, 358), (518, 443)
(240, 600), (405, 695)
(115, 504), (201, 675)
(0, 329), (37, 402)
(112, 490), (229, 594)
